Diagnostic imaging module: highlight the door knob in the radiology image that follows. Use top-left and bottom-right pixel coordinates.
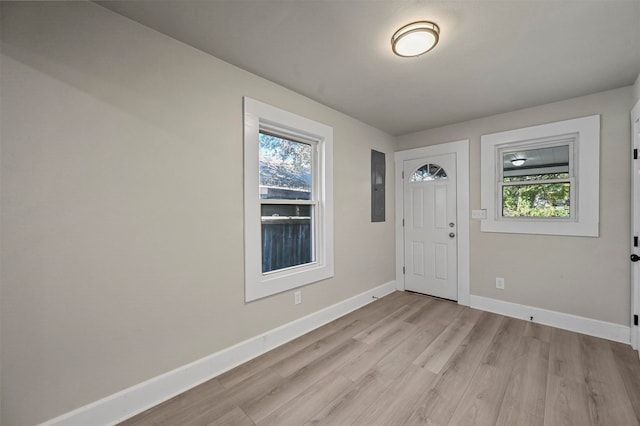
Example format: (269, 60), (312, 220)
(631, 254), (640, 262)
(449, 232), (455, 238)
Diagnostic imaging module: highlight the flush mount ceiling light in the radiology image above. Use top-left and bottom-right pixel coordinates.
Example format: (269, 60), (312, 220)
(391, 21), (440, 57)
(511, 158), (527, 167)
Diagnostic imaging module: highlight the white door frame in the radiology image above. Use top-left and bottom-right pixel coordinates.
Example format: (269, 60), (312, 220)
(395, 140), (470, 306)
(631, 99), (640, 352)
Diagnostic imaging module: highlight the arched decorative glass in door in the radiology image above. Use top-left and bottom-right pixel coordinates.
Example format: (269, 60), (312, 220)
(410, 163), (448, 182)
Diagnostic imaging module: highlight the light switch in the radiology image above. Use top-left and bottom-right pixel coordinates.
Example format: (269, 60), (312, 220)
(471, 209), (487, 219)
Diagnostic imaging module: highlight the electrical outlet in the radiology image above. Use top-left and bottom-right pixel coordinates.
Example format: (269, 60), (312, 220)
(495, 277), (505, 290)
(294, 291), (302, 304)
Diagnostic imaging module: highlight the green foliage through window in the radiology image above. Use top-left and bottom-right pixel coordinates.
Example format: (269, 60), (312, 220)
(502, 180), (570, 217)
(259, 132), (312, 200)
(503, 172), (569, 183)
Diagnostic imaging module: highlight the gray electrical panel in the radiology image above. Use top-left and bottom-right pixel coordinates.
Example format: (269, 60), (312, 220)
(371, 150), (385, 222)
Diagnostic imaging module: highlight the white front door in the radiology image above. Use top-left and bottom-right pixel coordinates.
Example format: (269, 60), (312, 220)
(403, 153), (457, 300)
(631, 99), (640, 353)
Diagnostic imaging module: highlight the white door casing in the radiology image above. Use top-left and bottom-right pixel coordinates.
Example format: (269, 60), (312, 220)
(631, 98), (640, 353)
(394, 140), (470, 306)
(404, 154), (458, 300)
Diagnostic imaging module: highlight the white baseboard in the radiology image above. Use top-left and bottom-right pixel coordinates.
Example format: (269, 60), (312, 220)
(469, 295), (630, 344)
(40, 281), (397, 426)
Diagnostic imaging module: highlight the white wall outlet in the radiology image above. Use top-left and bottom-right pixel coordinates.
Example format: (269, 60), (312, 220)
(294, 290), (302, 304)
(471, 209), (487, 219)
(496, 277), (505, 290)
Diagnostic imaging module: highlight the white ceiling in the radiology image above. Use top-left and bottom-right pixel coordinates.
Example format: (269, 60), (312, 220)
(97, 0), (640, 136)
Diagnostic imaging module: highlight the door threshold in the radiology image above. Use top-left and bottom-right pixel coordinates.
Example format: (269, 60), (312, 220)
(405, 290), (457, 303)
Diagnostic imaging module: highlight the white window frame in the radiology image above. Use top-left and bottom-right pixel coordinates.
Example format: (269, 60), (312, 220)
(498, 137), (576, 221)
(243, 97), (334, 302)
(481, 115), (600, 237)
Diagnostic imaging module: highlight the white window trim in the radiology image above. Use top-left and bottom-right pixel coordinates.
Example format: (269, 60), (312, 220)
(243, 97), (334, 302)
(481, 115), (600, 237)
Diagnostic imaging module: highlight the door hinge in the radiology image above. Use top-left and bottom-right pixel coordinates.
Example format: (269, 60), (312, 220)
(634, 149), (638, 160)
(634, 236), (638, 248)
(635, 315), (638, 326)
(402, 266), (405, 274)
(402, 219), (405, 227)
(402, 171), (405, 179)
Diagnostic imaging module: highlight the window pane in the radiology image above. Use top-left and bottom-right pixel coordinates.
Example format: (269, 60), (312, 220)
(502, 183), (570, 218)
(503, 145), (569, 182)
(261, 204), (313, 273)
(259, 133), (312, 200)
(410, 163), (447, 182)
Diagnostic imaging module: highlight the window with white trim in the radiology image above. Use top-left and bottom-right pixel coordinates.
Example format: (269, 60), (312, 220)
(481, 115), (600, 237)
(499, 140), (574, 219)
(244, 97), (333, 301)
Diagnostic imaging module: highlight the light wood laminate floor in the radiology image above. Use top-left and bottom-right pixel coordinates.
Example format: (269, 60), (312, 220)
(120, 291), (640, 426)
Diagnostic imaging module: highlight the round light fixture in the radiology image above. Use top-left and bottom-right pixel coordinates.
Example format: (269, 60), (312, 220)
(391, 21), (440, 57)
(511, 158), (526, 167)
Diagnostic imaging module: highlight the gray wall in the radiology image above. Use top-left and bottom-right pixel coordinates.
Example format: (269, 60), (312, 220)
(397, 87), (634, 326)
(634, 73), (640, 105)
(0, 2), (396, 424)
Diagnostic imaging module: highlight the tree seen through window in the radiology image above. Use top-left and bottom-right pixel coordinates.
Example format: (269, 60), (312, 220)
(259, 132), (314, 272)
